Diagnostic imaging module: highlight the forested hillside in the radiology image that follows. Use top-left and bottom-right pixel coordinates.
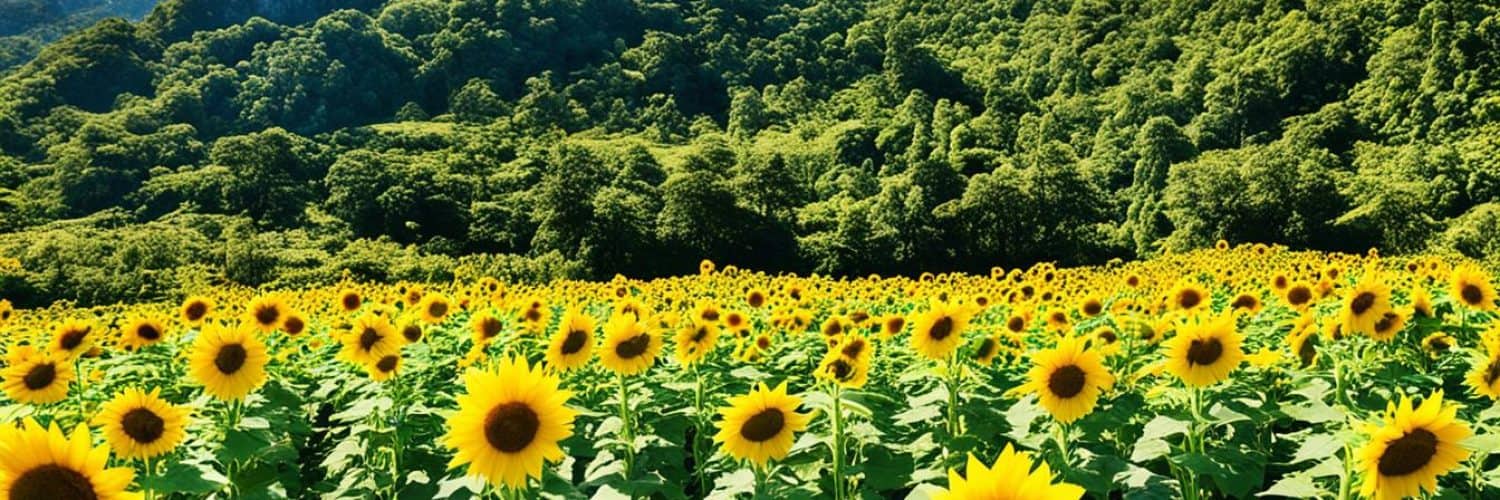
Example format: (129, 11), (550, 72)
(1, 0), (1499, 306)
(0, 0), (157, 71)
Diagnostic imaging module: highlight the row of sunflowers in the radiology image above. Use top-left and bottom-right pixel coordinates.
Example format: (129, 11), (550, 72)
(0, 242), (1498, 499)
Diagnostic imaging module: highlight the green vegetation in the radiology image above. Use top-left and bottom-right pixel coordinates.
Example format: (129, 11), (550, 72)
(0, 0), (158, 71)
(1, 0), (1499, 306)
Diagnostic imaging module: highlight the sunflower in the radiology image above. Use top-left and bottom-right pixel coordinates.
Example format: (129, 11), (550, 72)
(471, 312), (505, 345)
(713, 381), (812, 466)
(49, 319), (96, 359)
(1411, 287), (1434, 318)
(1466, 349), (1500, 399)
(418, 293), (453, 324)
(517, 297), (550, 334)
(1368, 309), (1407, 342)
(118, 315), (167, 351)
(187, 323), (269, 401)
(1167, 281), (1210, 314)
(1019, 336), (1113, 423)
(1421, 332), (1456, 359)
(818, 333), (874, 388)
(545, 308), (595, 371)
(599, 314), (661, 376)
(179, 295), (214, 326)
(933, 444), (1084, 500)
(245, 295), (287, 333)
(366, 352), (403, 382)
(1342, 278), (1393, 337)
(745, 289), (768, 308)
(1356, 391), (1471, 500)
(0, 418), (137, 499)
(1288, 325), (1319, 369)
(909, 300), (974, 360)
(973, 336), (1001, 366)
(1, 351), (74, 404)
(337, 288), (363, 313)
(673, 320), (720, 366)
(443, 355), (575, 489)
(1228, 292), (1261, 315)
(882, 314), (907, 338)
(92, 387), (189, 460)
(1450, 264), (1496, 312)
(339, 313), (400, 366)
(281, 310), (308, 336)
(0, 299), (12, 327)
(1162, 313), (1244, 387)
(1282, 281), (1315, 309)
(1077, 296), (1103, 317)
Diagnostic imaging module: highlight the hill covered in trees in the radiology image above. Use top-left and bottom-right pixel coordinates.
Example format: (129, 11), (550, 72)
(1, 0), (1498, 306)
(0, 0), (158, 71)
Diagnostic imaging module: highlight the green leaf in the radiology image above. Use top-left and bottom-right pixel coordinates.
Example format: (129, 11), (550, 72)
(140, 462), (227, 494)
(1290, 433), (1340, 464)
(1257, 474), (1324, 498)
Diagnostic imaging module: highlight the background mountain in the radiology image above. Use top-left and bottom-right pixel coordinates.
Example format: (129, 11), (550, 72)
(0, 0), (1498, 306)
(0, 0), (158, 71)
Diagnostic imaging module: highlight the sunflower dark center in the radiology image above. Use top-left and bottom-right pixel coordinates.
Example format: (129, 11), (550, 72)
(1098, 330), (1117, 344)
(701, 310), (720, 322)
(928, 316), (954, 340)
(1007, 317), (1025, 332)
(1288, 287), (1312, 305)
(1232, 295), (1257, 310)
(841, 339), (865, 359)
(561, 329), (588, 355)
(748, 293), (765, 308)
(1186, 338), (1224, 366)
(121, 408), (165, 444)
(214, 344), (247, 374)
(829, 359), (853, 380)
(1298, 336), (1317, 368)
(1083, 301), (1102, 316)
(823, 321), (842, 336)
(402, 324), (423, 343)
(427, 301), (448, 318)
(976, 338), (997, 359)
(1047, 364), (1087, 398)
(1462, 284), (1484, 305)
(1377, 428), (1438, 477)
(524, 308), (542, 322)
(480, 318), (503, 339)
(1374, 313), (1397, 333)
(1178, 290), (1202, 309)
(1349, 292), (1377, 315)
(184, 302), (207, 321)
(342, 294), (361, 311)
(1484, 359), (1500, 386)
(887, 317), (905, 332)
(358, 327), (382, 350)
(23, 363), (56, 390)
(1428, 337), (1450, 351)
(615, 333), (651, 359)
(739, 408), (786, 442)
(283, 317), (305, 335)
(254, 305), (280, 326)
(376, 355), (399, 373)
(691, 327), (710, 343)
(483, 402), (539, 453)
(58, 329), (87, 350)
(11, 464), (97, 500)
(136, 324), (161, 341)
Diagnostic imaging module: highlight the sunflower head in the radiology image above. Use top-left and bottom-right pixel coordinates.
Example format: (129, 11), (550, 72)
(909, 301), (974, 360)
(599, 313), (660, 376)
(713, 381), (812, 466)
(187, 322), (270, 401)
(443, 355), (575, 488)
(245, 295), (288, 333)
(93, 387), (190, 460)
(1162, 313), (1244, 387)
(340, 313), (399, 366)
(1021, 335), (1114, 423)
(673, 320), (720, 366)
(1, 350), (75, 404)
(1357, 391), (1471, 500)
(1341, 278), (1393, 337)
(119, 314), (168, 351)
(934, 444), (1084, 500)
(1450, 264), (1496, 311)
(49, 319), (96, 359)
(0, 418), (137, 499)
(545, 308), (595, 372)
(180, 296), (214, 325)
(418, 294), (453, 324)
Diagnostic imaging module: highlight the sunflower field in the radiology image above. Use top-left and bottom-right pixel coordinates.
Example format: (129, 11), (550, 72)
(1, 243), (1500, 499)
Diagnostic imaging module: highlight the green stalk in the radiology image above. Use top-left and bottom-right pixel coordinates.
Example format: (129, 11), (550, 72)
(692, 365), (708, 495)
(831, 383), (846, 500)
(617, 373), (636, 483)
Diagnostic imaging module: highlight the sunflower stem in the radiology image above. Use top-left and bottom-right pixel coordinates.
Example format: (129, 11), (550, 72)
(616, 372), (636, 487)
(1337, 443), (1352, 500)
(1053, 420), (1071, 471)
(831, 383), (846, 500)
(692, 365), (708, 496)
(943, 354), (960, 466)
(143, 456), (155, 500)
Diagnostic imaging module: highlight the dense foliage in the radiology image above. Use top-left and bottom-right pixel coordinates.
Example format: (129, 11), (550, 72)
(2, 0), (1500, 306)
(0, 0), (157, 71)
